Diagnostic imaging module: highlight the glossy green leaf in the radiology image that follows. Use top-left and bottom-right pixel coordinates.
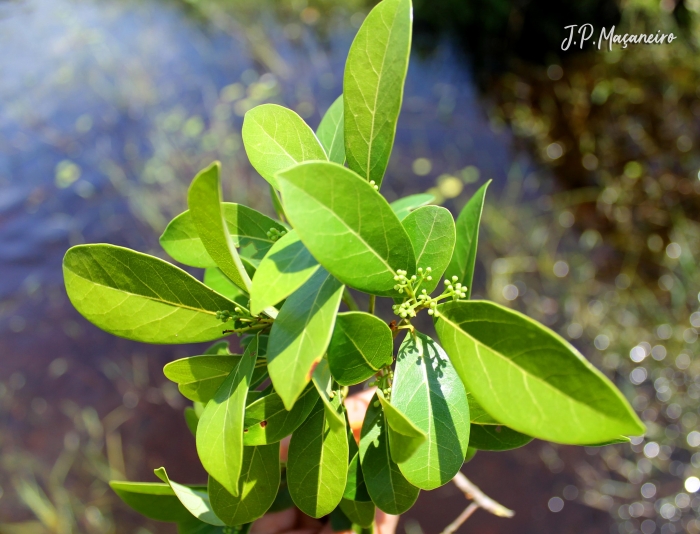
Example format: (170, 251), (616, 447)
(391, 332), (470, 489)
(311, 358), (346, 430)
(196, 337), (259, 497)
(185, 406), (199, 437)
(330, 505), (354, 532)
(359, 395), (420, 515)
(327, 312), (393, 386)
(344, 452), (371, 502)
(587, 436), (632, 447)
(250, 230), (319, 316)
(155, 467), (224, 526)
(401, 206), (455, 294)
(276, 162), (415, 296)
(160, 204), (286, 270)
(287, 400), (348, 518)
(435, 300), (646, 444)
(467, 393), (532, 451)
(267, 267), (344, 410)
(204, 268), (247, 306)
(343, 0), (412, 188)
(242, 104), (327, 189)
(375, 390), (426, 464)
(209, 443), (281, 526)
(109, 481), (193, 522)
(316, 95), (345, 164)
(243, 384), (318, 445)
(63, 244), (236, 344)
(390, 194), (434, 221)
(188, 163), (251, 292)
(444, 181), (489, 299)
(268, 475), (295, 513)
(164, 355), (241, 403)
(339, 499), (375, 528)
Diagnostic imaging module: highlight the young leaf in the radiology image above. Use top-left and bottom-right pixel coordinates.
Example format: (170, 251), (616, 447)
(196, 337), (259, 497)
(250, 230), (320, 316)
(184, 406), (199, 437)
(242, 104), (327, 189)
(276, 162), (415, 296)
(204, 268), (247, 306)
(401, 206), (456, 294)
(359, 395), (420, 514)
(391, 332), (470, 489)
(155, 467), (224, 526)
(164, 355), (241, 403)
(311, 358), (346, 430)
(243, 384), (319, 445)
(339, 498), (375, 528)
(63, 244), (237, 344)
(188, 163), (251, 292)
(376, 390), (426, 464)
(160, 204), (286, 270)
(109, 481), (194, 522)
(435, 301), (646, 444)
(343, 0), (412, 188)
(208, 443), (281, 526)
(327, 312), (394, 386)
(316, 95), (345, 164)
(444, 181), (490, 298)
(287, 400), (349, 518)
(467, 392), (532, 451)
(390, 194), (435, 221)
(266, 267), (344, 409)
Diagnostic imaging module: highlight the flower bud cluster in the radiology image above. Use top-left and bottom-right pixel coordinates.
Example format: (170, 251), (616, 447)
(391, 270), (467, 320)
(266, 227), (287, 242)
(369, 180), (379, 191)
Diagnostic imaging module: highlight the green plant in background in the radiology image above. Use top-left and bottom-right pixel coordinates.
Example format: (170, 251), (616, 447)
(61, 0), (645, 531)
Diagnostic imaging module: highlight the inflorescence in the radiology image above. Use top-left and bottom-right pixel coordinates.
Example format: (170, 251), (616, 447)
(216, 303), (272, 335)
(392, 268), (467, 319)
(266, 227), (287, 242)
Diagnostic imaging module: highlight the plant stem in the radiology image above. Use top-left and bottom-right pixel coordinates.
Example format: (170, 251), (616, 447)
(342, 289), (359, 311)
(368, 295), (376, 315)
(451, 471), (514, 518)
(440, 502), (479, 534)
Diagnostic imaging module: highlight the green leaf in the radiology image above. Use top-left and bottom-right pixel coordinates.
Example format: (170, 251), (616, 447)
(327, 312), (394, 386)
(435, 301), (646, 444)
(250, 230), (320, 316)
(63, 244), (236, 344)
(196, 337), (259, 496)
(185, 407), (199, 437)
(268, 475), (295, 513)
(316, 95), (346, 164)
(343, 0), (412, 188)
(444, 181), (489, 299)
(204, 268), (247, 306)
(178, 518), (235, 534)
(391, 332), (470, 489)
(401, 206), (455, 294)
(390, 194), (435, 221)
(359, 395), (420, 515)
(311, 358), (346, 430)
(208, 443), (281, 526)
(339, 499), (375, 528)
(375, 390), (426, 464)
(267, 267), (344, 409)
(330, 505), (354, 532)
(276, 162), (415, 296)
(160, 204), (286, 270)
(155, 467), (224, 526)
(109, 481), (194, 522)
(467, 393), (532, 451)
(287, 400), (348, 518)
(243, 384), (318, 445)
(188, 163), (251, 293)
(344, 452), (371, 502)
(242, 104), (327, 189)
(164, 355), (241, 403)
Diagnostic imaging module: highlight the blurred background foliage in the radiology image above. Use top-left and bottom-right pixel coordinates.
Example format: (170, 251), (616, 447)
(1, 0), (699, 533)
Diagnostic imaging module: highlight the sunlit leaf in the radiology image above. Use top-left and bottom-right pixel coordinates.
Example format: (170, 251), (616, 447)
(109, 481), (194, 522)
(467, 393), (532, 451)
(276, 162), (415, 296)
(401, 206), (455, 294)
(155, 467), (224, 526)
(316, 95), (346, 164)
(267, 268), (344, 409)
(63, 244), (236, 344)
(164, 355), (241, 403)
(390, 194), (434, 221)
(344, 0), (412, 188)
(376, 390), (426, 464)
(311, 358), (346, 430)
(242, 104), (327, 189)
(392, 332), (470, 489)
(287, 400), (348, 518)
(204, 268), (247, 306)
(339, 498), (375, 528)
(435, 301), (646, 444)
